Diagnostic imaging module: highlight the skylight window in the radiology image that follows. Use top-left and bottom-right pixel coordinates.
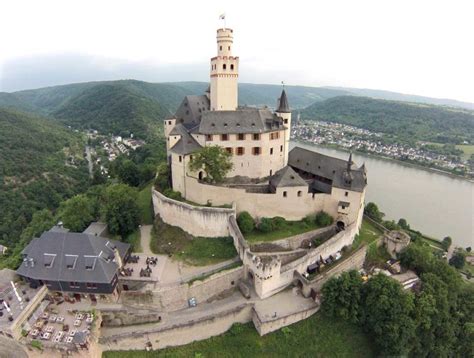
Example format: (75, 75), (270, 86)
(65, 255), (78, 269)
(43, 253), (56, 268)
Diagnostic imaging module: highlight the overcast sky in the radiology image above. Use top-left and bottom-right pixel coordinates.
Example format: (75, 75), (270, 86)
(1, 0), (473, 102)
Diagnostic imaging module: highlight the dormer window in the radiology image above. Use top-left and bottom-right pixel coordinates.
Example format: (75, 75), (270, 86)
(84, 256), (97, 270)
(65, 254), (78, 269)
(43, 253), (56, 268)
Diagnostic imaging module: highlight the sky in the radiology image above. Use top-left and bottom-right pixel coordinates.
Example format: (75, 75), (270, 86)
(1, 0), (473, 102)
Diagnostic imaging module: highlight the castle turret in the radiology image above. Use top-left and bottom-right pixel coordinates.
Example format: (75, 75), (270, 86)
(276, 89), (292, 165)
(210, 28), (239, 111)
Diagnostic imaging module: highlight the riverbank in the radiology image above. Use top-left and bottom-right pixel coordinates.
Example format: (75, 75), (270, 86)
(293, 139), (474, 183)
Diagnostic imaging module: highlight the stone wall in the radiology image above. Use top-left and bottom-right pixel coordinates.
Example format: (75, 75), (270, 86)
(297, 244), (368, 297)
(101, 308), (162, 327)
(152, 189), (236, 237)
(252, 304), (319, 336)
(264, 226), (336, 249)
(100, 303), (253, 351)
(184, 176), (365, 223)
(121, 266), (243, 312)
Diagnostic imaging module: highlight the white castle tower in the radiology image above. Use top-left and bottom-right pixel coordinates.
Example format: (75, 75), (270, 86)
(210, 28), (239, 111)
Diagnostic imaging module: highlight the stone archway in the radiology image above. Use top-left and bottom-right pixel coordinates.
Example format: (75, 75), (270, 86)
(198, 171), (204, 181)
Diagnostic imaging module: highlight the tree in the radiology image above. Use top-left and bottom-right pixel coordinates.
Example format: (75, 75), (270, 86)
(397, 218), (410, 230)
(258, 218), (274, 233)
(154, 162), (170, 191)
(361, 274), (415, 356)
(467, 246), (472, 252)
(189, 146), (233, 183)
(103, 184), (140, 237)
(58, 194), (96, 232)
(237, 211), (255, 234)
(20, 209), (55, 242)
(321, 270), (364, 324)
(449, 251), (466, 269)
(364, 202), (384, 223)
(315, 211), (333, 227)
(116, 159), (140, 187)
(442, 236), (452, 251)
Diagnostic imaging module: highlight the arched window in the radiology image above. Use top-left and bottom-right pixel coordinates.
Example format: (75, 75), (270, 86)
(297, 191), (302, 197)
(220, 46), (222, 51)
(230, 64), (234, 70)
(223, 64), (227, 70)
(283, 191), (287, 197)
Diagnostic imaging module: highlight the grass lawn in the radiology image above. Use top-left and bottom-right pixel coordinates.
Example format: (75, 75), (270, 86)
(150, 216), (237, 266)
(352, 219), (383, 248)
(102, 312), (375, 358)
(244, 220), (323, 243)
(456, 144), (474, 160)
(138, 181), (154, 225)
(125, 230), (142, 253)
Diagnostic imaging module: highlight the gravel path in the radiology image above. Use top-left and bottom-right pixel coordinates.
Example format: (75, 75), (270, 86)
(140, 224), (153, 255)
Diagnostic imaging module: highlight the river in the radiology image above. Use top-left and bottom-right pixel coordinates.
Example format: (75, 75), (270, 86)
(291, 141), (474, 248)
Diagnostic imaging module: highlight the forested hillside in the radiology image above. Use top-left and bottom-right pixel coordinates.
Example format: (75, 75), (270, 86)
(0, 108), (90, 253)
(300, 96), (474, 144)
(52, 83), (170, 138)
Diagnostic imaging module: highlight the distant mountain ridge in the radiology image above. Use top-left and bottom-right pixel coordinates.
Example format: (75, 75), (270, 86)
(1, 80), (473, 140)
(300, 96), (474, 144)
(325, 86), (474, 110)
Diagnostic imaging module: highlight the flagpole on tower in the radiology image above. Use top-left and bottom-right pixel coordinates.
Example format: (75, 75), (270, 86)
(219, 13), (226, 29)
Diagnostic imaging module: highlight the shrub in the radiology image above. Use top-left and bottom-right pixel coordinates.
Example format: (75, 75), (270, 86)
(237, 211), (255, 234)
(31, 340), (43, 350)
(442, 236), (452, 251)
(449, 251), (466, 269)
(163, 188), (182, 201)
(315, 211), (333, 227)
(258, 218), (274, 233)
(271, 216), (287, 230)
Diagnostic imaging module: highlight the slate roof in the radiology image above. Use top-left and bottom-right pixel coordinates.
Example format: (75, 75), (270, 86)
(169, 127), (202, 155)
(175, 95), (210, 128)
(270, 166), (307, 188)
(198, 108), (285, 134)
(288, 147), (367, 192)
(16, 231), (130, 284)
(277, 89), (291, 113)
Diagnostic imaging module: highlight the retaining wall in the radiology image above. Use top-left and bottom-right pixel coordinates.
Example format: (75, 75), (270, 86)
(100, 303), (253, 351)
(297, 244), (368, 297)
(121, 266), (243, 312)
(264, 226), (336, 250)
(152, 189), (236, 237)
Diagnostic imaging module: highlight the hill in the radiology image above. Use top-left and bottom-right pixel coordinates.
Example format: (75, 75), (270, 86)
(0, 108), (90, 251)
(326, 86), (474, 110)
(300, 96), (474, 144)
(51, 82), (171, 138)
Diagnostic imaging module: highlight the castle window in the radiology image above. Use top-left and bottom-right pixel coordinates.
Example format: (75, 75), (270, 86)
(231, 64), (234, 70)
(270, 148), (274, 155)
(280, 145), (283, 152)
(206, 134), (213, 141)
(345, 191), (349, 197)
(223, 64), (227, 70)
(253, 133), (260, 140)
(252, 147), (261, 155)
(297, 191), (302, 197)
(178, 156), (182, 163)
(226, 147), (233, 155)
(270, 132), (279, 140)
(283, 191), (287, 197)
(284, 119), (288, 124)
(220, 45), (222, 51)
(221, 134), (229, 141)
(237, 147), (245, 156)
(228, 46), (231, 51)
(238, 133), (245, 140)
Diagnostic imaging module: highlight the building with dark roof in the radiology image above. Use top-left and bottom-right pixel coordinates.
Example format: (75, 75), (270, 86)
(16, 230), (130, 295)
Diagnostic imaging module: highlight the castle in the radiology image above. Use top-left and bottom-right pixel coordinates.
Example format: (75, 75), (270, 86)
(159, 26), (368, 298)
(164, 27), (366, 226)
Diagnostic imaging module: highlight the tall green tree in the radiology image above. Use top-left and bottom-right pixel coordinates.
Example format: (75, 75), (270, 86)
(322, 270), (364, 324)
(103, 184), (140, 237)
(58, 194), (96, 232)
(361, 274), (415, 356)
(364, 202), (384, 223)
(20, 209), (56, 242)
(189, 146), (233, 183)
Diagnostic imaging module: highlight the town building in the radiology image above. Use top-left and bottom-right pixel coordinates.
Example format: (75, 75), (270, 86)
(16, 228), (130, 295)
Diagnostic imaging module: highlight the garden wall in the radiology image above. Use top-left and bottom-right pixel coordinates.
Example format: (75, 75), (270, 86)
(121, 266), (243, 312)
(152, 189), (236, 237)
